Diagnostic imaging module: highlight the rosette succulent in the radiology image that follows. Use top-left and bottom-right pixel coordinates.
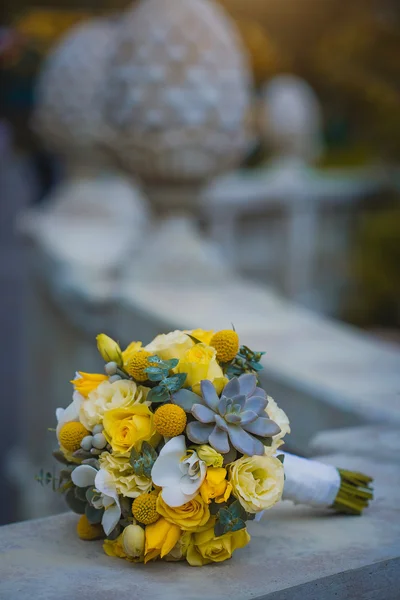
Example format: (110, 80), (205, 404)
(186, 374), (281, 456)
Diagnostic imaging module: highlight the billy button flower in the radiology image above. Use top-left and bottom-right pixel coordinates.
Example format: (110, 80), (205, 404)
(132, 493), (159, 525)
(210, 330), (239, 363)
(76, 515), (104, 541)
(59, 422), (89, 452)
(125, 350), (153, 382)
(154, 404), (187, 437)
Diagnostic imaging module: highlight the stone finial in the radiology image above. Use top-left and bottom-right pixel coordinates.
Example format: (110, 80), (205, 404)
(261, 74), (324, 163)
(32, 18), (118, 163)
(104, 0), (253, 183)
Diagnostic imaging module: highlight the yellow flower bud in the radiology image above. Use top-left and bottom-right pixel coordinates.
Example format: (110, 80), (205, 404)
(195, 445), (224, 468)
(122, 525), (145, 559)
(96, 334), (123, 366)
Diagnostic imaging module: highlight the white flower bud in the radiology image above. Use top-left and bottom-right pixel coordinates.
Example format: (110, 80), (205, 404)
(105, 361), (118, 376)
(109, 375), (121, 383)
(92, 424), (104, 435)
(92, 433), (107, 449)
(80, 435), (93, 451)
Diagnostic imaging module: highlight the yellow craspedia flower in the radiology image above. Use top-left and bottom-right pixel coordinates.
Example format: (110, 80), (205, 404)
(210, 330), (239, 363)
(76, 515), (104, 541)
(125, 350), (152, 382)
(71, 372), (107, 398)
(59, 422), (89, 452)
(154, 404), (187, 437)
(122, 341), (143, 368)
(132, 493), (159, 525)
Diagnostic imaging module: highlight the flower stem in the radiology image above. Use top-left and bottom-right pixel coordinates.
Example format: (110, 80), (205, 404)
(332, 469), (374, 515)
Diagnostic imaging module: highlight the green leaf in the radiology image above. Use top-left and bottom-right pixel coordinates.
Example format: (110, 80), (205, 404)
(148, 387), (170, 403)
(230, 518), (246, 532)
(81, 458), (100, 469)
(107, 523), (122, 540)
(85, 504), (104, 524)
(145, 367), (166, 382)
(186, 334), (202, 344)
(163, 373), (187, 392)
(147, 355), (166, 365)
(164, 358), (179, 369)
(276, 454), (285, 464)
(120, 497), (133, 519)
(172, 389), (202, 412)
(65, 488), (86, 514)
(214, 520), (226, 538)
(75, 485), (89, 502)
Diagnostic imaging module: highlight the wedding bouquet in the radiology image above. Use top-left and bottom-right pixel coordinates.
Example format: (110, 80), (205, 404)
(43, 328), (373, 566)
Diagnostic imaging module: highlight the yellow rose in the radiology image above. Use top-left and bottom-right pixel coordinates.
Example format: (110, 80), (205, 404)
(103, 405), (160, 453)
(144, 517), (181, 563)
(99, 450), (152, 498)
(186, 526), (250, 566)
(145, 330), (193, 361)
(156, 494), (214, 533)
(200, 467), (232, 504)
(175, 343), (227, 394)
(186, 329), (215, 345)
(96, 334), (123, 365)
(79, 379), (148, 430)
(229, 454), (284, 513)
(122, 340), (143, 367)
(71, 372), (107, 398)
(194, 445), (224, 468)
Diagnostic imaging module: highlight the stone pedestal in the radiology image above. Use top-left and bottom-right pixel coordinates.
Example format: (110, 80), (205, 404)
(1, 454), (399, 599)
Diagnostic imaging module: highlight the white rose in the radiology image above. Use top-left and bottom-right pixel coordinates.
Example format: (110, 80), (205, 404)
(79, 380), (146, 430)
(229, 454), (284, 513)
(266, 396), (290, 452)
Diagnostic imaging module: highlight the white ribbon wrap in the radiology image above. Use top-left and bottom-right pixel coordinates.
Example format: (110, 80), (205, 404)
(281, 452), (341, 508)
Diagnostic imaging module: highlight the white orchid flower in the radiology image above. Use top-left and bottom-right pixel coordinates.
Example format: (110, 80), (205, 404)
(151, 436), (206, 508)
(71, 465), (121, 536)
(55, 391), (83, 441)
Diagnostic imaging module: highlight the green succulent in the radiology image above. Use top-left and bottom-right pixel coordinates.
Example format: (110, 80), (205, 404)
(225, 345), (265, 379)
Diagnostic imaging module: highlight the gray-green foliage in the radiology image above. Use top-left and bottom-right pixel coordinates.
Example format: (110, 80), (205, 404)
(130, 441), (157, 478)
(145, 355), (187, 403)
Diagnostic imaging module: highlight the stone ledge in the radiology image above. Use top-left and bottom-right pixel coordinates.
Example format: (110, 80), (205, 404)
(309, 426), (400, 462)
(1, 455), (399, 600)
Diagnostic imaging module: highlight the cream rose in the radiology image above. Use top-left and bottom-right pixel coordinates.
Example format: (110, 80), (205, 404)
(229, 454), (284, 513)
(145, 330), (193, 361)
(79, 379), (147, 430)
(99, 451), (152, 498)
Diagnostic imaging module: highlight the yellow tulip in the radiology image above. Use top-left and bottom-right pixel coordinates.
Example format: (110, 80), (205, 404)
(96, 334), (123, 366)
(144, 518), (181, 563)
(122, 525), (145, 559)
(200, 467), (232, 504)
(71, 372), (107, 398)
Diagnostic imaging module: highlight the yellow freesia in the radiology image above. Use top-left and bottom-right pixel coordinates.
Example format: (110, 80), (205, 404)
(200, 467), (232, 504)
(122, 341), (143, 368)
(96, 334), (123, 365)
(103, 405), (160, 453)
(144, 518), (181, 563)
(186, 526), (251, 566)
(175, 343), (227, 394)
(71, 372), (107, 398)
(156, 494), (213, 533)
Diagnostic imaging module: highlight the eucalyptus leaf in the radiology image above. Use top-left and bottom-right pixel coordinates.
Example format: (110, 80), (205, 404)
(75, 485), (89, 502)
(85, 503), (103, 525)
(52, 449), (70, 465)
(214, 521), (226, 538)
(147, 355), (165, 365)
(164, 358), (179, 369)
(65, 488), (86, 514)
(72, 449), (92, 461)
(82, 458), (100, 469)
(145, 367), (165, 382)
(230, 519), (246, 532)
(148, 387), (170, 403)
(172, 389), (202, 412)
(163, 373), (187, 392)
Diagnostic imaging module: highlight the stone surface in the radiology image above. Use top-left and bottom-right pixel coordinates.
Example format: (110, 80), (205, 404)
(1, 455), (399, 599)
(310, 426), (400, 462)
